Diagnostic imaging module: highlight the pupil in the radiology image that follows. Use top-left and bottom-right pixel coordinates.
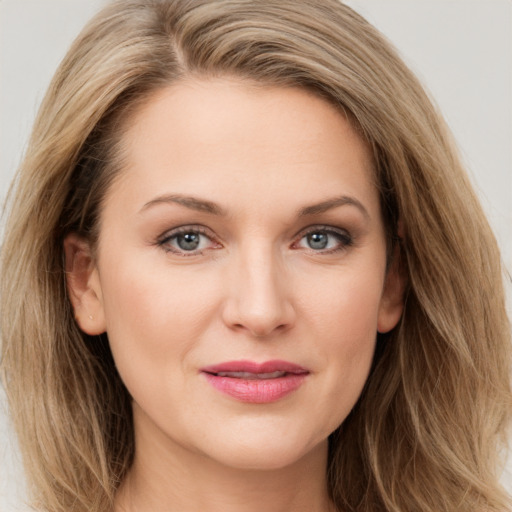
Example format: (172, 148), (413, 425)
(308, 232), (328, 249)
(177, 232), (200, 250)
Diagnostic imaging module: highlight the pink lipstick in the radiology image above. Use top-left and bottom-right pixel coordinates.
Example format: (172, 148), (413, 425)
(201, 360), (309, 403)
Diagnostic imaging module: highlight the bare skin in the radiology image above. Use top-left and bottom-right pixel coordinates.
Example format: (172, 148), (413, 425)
(117, 407), (334, 512)
(65, 78), (404, 512)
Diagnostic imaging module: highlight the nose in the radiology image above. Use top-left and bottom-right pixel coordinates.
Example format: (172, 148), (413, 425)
(221, 244), (296, 338)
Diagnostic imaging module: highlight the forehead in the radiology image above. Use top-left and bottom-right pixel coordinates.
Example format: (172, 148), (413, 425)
(107, 78), (379, 220)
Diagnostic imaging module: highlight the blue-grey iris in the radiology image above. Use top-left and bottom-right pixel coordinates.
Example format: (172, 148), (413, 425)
(177, 232), (200, 251)
(307, 232), (328, 250)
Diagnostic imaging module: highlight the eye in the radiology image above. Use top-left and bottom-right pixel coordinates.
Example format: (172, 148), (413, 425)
(293, 226), (353, 253)
(157, 226), (221, 256)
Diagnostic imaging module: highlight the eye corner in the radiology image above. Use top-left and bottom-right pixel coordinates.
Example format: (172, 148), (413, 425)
(292, 225), (354, 254)
(156, 225), (223, 257)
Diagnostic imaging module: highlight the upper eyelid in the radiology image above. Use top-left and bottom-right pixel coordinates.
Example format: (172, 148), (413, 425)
(156, 224), (352, 252)
(156, 226), (219, 257)
(291, 225), (353, 252)
(158, 223), (350, 238)
(158, 224), (216, 242)
(294, 224), (351, 239)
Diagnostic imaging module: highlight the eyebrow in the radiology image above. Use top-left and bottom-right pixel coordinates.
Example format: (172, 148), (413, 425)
(140, 194), (227, 216)
(298, 195), (370, 220)
(140, 193), (369, 220)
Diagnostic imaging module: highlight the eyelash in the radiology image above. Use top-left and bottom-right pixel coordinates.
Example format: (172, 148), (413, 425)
(292, 225), (354, 254)
(157, 226), (218, 256)
(156, 225), (353, 257)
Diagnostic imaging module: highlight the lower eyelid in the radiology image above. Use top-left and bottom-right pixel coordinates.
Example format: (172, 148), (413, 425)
(157, 227), (223, 256)
(293, 228), (354, 253)
(156, 226), (352, 255)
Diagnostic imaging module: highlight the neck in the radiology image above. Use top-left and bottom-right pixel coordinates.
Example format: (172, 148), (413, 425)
(115, 407), (335, 512)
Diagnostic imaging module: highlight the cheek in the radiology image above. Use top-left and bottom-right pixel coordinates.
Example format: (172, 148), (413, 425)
(304, 266), (383, 344)
(302, 270), (383, 427)
(101, 248), (214, 330)
(97, 253), (220, 394)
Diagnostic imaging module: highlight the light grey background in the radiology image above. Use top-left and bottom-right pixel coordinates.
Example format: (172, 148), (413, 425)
(1, 1), (511, 510)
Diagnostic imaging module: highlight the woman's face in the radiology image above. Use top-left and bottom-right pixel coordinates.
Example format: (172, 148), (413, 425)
(66, 78), (403, 471)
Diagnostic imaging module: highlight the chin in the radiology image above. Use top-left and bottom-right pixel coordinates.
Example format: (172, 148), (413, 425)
(197, 426), (330, 472)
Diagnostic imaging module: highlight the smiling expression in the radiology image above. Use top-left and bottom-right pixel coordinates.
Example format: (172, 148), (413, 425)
(66, 78), (403, 471)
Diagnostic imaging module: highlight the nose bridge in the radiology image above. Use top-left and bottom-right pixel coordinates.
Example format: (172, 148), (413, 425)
(241, 241), (281, 304)
(224, 237), (294, 336)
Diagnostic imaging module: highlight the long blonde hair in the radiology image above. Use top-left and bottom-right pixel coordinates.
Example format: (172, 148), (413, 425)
(1, 1), (510, 510)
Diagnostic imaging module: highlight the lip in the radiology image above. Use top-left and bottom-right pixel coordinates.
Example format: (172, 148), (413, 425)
(201, 360), (309, 403)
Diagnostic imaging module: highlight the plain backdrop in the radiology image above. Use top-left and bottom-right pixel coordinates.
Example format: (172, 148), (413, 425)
(1, 1), (511, 510)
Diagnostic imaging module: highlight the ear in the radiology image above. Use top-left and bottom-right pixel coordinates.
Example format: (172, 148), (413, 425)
(377, 237), (407, 334)
(63, 233), (106, 335)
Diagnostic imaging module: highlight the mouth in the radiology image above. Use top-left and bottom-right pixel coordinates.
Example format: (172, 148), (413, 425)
(213, 370), (290, 380)
(200, 360), (309, 403)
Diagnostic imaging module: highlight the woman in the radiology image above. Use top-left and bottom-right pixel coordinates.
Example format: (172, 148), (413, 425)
(1, 1), (510, 511)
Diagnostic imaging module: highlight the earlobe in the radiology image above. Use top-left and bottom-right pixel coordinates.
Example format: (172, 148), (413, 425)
(63, 233), (106, 335)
